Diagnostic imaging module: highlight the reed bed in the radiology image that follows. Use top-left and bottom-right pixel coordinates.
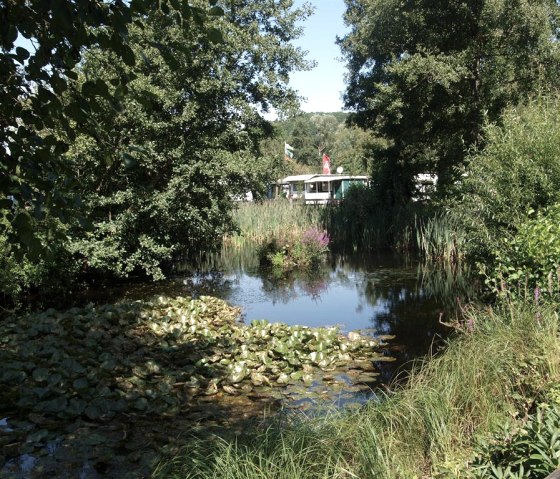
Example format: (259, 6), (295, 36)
(226, 201), (323, 249)
(415, 213), (467, 263)
(154, 302), (560, 479)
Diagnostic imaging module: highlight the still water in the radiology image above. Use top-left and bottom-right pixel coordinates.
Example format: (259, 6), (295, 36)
(174, 246), (475, 381)
(80, 245), (474, 382)
(0, 248), (476, 479)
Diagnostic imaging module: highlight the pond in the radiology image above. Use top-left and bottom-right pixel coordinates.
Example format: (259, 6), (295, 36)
(176, 247), (475, 385)
(77, 245), (474, 389)
(1, 246), (476, 479)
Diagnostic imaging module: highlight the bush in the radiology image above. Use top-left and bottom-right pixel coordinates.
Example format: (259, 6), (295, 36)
(464, 404), (560, 479)
(454, 95), (560, 259)
(484, 203), (560, 299)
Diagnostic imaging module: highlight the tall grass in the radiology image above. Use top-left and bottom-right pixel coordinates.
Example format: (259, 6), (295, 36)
(229, 195), (468, 262)
(226, 201), (323, 248)
(153, 302), (560, 478)
(415, 213), (467, 263)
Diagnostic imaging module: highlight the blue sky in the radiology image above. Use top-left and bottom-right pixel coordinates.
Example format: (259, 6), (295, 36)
(291, 0), (349, 113)
(14, 1), (349, 114)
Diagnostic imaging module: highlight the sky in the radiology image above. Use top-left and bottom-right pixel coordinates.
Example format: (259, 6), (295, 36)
(13, 1), (349, 114)
(290, 0), (349, 113)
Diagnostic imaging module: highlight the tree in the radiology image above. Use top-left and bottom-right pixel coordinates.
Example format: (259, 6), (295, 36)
(339, 0), (560, 204)
(67, 1), (313, 279)
(0, 0), (222, 254)
(330, 124), (372, 175)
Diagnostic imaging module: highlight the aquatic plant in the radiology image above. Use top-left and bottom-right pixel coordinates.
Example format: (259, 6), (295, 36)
(155, 301), (560, 479)
(260, 227), (330, 271)
(226, 201), (323, 248)
(415, 212), (466, 263)
(0, 295), (388, 476)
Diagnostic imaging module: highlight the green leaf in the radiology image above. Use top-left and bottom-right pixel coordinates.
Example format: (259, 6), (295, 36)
(32, 368), (50, 383)
(122, 153), (137, 169)
(207, 27), (223, 44)
(42, 397), (68, 414)
(15, 46), (30, 62)
(73, 377), (89, 390)
(26, 429), (49, 443)
(208, 6), (224, 16)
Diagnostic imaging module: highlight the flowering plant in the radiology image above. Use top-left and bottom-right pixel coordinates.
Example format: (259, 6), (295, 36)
(259, 227), (330, 271)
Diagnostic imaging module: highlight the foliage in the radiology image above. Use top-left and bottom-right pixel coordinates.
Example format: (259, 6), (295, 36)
(324, 184), (420, 251)
(484, 204), (560, 299)
(260, 226), (330, 271)
(156, 301), (560, 479)
(61, 3), (312, 281)
(415, 213), (466, 263)
(339, 0), (560, 203)
(227, 201), (323, 248)
(0, 294), (387, 476)
(275, 112), (372, 174)
(0, 0), (219, 253)
(460, 404), (560, 479)
(454, 96), (560, 260)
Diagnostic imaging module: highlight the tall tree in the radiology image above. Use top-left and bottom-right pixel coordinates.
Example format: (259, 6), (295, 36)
(67, 1), (313, 279)
(0, 0), (221, 253)
(339, 0), (560, 203)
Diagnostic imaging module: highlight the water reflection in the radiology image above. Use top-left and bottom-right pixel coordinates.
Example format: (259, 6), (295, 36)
(174, 245), (476, 382)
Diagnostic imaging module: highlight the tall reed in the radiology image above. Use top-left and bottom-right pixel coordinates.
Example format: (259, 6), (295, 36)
(226, 201), (323, 249)
(154, 302), (560, 479)
(415, 212), (467, 262)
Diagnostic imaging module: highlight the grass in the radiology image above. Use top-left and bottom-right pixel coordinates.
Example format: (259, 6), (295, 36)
(153, 301), (560, 479)
(228, 199), (468, 263)
(415, 213), (467, 263)
(226, 201), (323, 248)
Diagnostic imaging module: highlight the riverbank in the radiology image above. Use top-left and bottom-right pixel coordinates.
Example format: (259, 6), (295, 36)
(154, 300), (560, 479)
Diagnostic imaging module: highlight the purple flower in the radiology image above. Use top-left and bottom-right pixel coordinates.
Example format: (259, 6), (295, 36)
(534, 286), (540, 304)
(301, 227), (330, 248)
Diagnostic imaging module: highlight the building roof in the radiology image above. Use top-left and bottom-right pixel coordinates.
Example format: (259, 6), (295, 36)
(304, 175), (369, 183)
(280, 174), (317, 183)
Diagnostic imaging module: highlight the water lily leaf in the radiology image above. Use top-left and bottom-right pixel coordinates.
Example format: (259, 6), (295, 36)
(222, 385), (239, 395)
(32, 368), (50, 382)
(41, 397), (68, 414)
(60, 358), (86, 377)
(290, 371), (303, 381)
(48, 373), (63, 386)
(26, 428), (49, 443)
(84, 404), (101, 420)
(228, 363), (248, 384)
(72, 377), (89, 390)
(81, 432), (107, 446)
(31, 387), (50, 399)
(134, 397), (148, 411)
(65, 398), (87, 417)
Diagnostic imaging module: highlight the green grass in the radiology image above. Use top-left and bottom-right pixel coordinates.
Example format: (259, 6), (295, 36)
(228, 200), (468, 263)
(415, 213), (467, 263)
(153, 301), (560, 479)
(226, 201), (323, 248)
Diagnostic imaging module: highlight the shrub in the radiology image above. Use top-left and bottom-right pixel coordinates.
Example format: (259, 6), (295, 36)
(464, 404), (560, 479)
(483, 203), (560, 299)
(454, 95), (560, 259)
